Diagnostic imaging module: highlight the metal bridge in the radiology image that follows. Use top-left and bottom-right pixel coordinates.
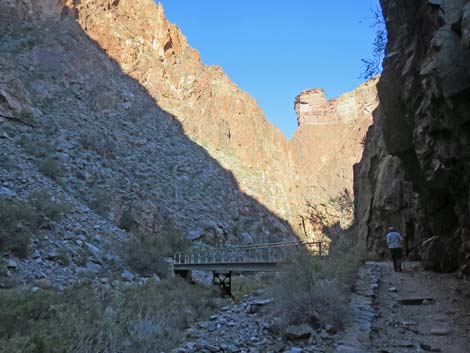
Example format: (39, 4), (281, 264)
(171, 241), (323, 296)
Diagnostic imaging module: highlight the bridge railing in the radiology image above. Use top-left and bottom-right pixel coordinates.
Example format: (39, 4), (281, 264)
(172, 241), (322, 266)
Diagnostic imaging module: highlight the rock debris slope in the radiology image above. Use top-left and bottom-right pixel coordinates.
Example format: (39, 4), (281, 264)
(354, 0), (470, 273)
(0, 0), (295, 262)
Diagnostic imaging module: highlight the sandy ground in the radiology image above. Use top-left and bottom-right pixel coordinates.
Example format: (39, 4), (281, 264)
(370, 262), (470, 353)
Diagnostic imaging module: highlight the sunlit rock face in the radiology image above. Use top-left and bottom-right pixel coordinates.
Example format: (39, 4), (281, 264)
(355, 0), (470, 273)
(291, 78), (379, 203)
(57, 0), (307, 230)
(51, 0), (378, 235)
(1, 0), (379, 241)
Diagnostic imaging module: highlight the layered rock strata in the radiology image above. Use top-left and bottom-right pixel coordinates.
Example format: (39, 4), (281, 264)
(354, 0), (470, 273)
(0, 0), (378, 248)
(291, 78), (379, 203)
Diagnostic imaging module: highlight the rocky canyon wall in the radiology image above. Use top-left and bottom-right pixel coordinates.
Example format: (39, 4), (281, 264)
(354, 0), (470, 274)
(61, 0), (306, 228)
(0, 0), (297, 246)
(291, 78), (379, 203)
(0, 0), (378, 244)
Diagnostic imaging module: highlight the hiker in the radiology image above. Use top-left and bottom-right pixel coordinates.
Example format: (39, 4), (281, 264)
(386, 226), (404, 272)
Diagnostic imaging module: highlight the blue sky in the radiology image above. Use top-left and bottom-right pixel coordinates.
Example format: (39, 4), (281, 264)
(162, 1), (381, 138)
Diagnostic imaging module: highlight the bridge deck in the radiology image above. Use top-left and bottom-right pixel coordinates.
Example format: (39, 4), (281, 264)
(172, 241), (322, 273)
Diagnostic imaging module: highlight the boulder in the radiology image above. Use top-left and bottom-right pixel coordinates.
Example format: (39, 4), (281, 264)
(430, 328), (451, 336)
(85, 242), (102, 261)
(283, 348), (303, 353)
(246, 298), (273, 314)
(284, 324), (313, 340)
(0, 187), (16, 197)
(36, 278), (52, 289)
(121, 269), (135, 282)
(85, 261), (102, 273)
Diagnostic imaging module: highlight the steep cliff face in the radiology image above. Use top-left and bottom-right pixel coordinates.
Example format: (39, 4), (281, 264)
(291, 78), (379, 202)
(60, 0), (305, 228)
(0, 0), (296, 252)
(0, 0), (379, 247)
(355, 0), (470, 274)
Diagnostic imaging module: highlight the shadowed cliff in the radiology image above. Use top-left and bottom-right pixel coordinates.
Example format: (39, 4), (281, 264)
(354, 0), (470, 274)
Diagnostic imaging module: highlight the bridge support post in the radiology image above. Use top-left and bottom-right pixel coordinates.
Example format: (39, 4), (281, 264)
(213, 271), (232, 297)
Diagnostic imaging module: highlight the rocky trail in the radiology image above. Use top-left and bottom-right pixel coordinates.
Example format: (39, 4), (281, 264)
(368, 262), (470, 353)
(173, 262), (470, 353)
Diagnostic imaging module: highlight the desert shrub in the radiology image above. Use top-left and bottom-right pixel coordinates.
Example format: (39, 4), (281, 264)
(122, 224), (190, 277)
(17, 136), (54, 159)
(15, 110), (36, 126)
(231, 273), (274, 300)
(28, 191), (70, 222)
(38, 156), (65, 180)
(79, 133), (117, 159)
(56, 248), (71, 266)
(0, 279), (218, 353)
(88, 189), (111, 217)
(305, 189), (354, 235)
(0, 193), (70, 257)
(271, 244), (364, 331)
(0, 153), (11, 168)
(0, 198), (38, 257)
(118, 208), (136, 232)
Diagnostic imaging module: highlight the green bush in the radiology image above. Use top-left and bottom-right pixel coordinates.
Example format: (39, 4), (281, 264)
(28, 191), (70, 222)
(271, 243), (364, 331)
(17, 137), (54, 159)
(56, 248), (71, 266)
(231, 273), (274, 300)
(15, 110), (36, 126)
(88, 189), (111, 217)
(118, 208), (136, 232)
(122, 224), (190, 277)
(0, 279), (218, 353)
(38, 156), (64, 180)
(0, 198), (38, 258)
(0, 193), (70, 257)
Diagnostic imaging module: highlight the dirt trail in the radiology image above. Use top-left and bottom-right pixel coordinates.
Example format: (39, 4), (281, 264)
(370, 262), (470, 353)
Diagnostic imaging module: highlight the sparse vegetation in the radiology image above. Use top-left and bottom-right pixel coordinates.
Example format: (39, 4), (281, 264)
(271, 242), (364, 331)
(122, 223), (191, 277)
(56, 248), (71, 266)
(79, 132), (117, 159)
(0, 154), (11, 168)
(0, 192), (70, 257)
(15, 110), (36, 126)
(0, 279), (219, 353)
(16, 136), (65, 179)
(88, 189), (112, 217)
(38, 156), (65, 180)
(231, 273), (274, 300)
(118, 207), (136, 232)
(0, 198), (38, 258)
(28, 191), (70, 222)
(361, 5), (387, 80)
(304, 189), (354, 237)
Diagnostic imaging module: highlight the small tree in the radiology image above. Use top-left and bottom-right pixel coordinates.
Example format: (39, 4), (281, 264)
(361, 5), (387, 80)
